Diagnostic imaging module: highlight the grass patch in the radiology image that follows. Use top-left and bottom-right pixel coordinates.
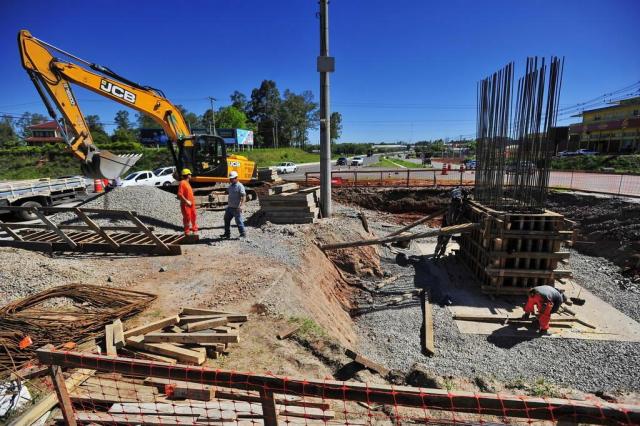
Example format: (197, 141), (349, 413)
(288, 316), (327, 339)
(551, 154), (640, 173)
(367, 156), (421, 169)
(531, 378), (560, 397)
(242, 148), (321, 167)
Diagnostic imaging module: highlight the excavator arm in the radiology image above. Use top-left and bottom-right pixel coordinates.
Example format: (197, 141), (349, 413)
(18, 30), (193, 179)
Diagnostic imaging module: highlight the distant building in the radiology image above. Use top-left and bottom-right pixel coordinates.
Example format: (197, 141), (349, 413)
(25, 121), (64, 146)
(568, 97), (640, 154)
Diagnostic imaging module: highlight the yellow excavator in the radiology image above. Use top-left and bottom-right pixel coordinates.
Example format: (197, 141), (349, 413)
(18, 30), (257, 184)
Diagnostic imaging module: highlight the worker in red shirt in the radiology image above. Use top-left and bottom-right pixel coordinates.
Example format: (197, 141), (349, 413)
(522, 285), (566, 334)
(177, 168), (197, 235)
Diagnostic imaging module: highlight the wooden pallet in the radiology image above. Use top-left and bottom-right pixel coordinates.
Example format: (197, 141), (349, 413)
(457, 200), (573, 295)
(0, 206), (186, 255)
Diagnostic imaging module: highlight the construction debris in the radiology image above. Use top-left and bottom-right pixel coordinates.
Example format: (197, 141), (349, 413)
(276, 324), (300, 340)
(121, 307), (249, 364)
(345, 348), (390, 377)
(0, 284), (155, 374)
(259, 185), (321, 224)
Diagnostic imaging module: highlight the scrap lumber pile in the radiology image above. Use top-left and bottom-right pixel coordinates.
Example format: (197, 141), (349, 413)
(0, 284), (155, 375)
(115, 307), (249, 364)
(61, 371), (335, 423)
(258, 167), (283, 183)
(259, 184), (321, 224)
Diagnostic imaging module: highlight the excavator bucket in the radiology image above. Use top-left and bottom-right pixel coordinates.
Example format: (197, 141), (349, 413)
(81, 151), (143, 180)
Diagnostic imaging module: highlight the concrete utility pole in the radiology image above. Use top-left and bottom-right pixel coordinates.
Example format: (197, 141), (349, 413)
(318, 0), (334, 218)
(208, 97), (217, 135)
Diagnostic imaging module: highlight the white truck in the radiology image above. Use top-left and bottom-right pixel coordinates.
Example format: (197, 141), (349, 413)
(0, 176), (87, 221)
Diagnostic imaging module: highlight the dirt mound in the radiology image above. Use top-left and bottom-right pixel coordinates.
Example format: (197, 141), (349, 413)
(334, 188), (451, 214)
(547, 192), (640, 273)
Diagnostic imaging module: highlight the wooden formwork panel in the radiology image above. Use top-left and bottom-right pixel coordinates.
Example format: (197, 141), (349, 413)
(458, 200), (573, 295)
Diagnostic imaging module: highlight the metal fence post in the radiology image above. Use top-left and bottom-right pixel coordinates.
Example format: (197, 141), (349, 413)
(433, 170), (437, 187)
(354, 170), (358, 186)
(570, 170), (574, 190)
(407, 169), (410, 187)
(618, 174), (624, 195)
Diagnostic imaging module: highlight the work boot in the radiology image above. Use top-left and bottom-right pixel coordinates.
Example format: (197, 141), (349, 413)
(220, 233), (230, 239)
(538, 329), (550, 336)
(239, 233), (246, 238)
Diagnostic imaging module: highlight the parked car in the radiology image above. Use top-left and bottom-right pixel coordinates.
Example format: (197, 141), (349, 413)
(153, 166), (176, 178)
(336, 157), (348, 166)
(558, 151), (576, 157)
(121, 170), (174, 187)
(275, 162), (297, 174)
(575, 149), (598, 156)
(464, 159), (477, 170)
(351, 156), (364, 166)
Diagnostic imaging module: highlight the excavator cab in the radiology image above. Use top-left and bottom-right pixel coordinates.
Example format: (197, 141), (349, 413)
(178, 135), (228, 179)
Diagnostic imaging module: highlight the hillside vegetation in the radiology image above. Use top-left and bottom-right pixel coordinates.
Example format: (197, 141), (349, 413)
(551, 155), (640, 174)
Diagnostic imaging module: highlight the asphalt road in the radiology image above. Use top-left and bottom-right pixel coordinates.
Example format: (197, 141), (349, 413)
(283, 155), (640, 197)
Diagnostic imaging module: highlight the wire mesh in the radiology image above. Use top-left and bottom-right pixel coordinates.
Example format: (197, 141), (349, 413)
(476, 57), (565, 212)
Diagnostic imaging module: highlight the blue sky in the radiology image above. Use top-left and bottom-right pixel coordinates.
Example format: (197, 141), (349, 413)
(1, 0), (639, 143)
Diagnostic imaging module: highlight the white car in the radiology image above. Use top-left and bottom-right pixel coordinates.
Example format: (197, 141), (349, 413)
(121, 170), (175, 187)
(153, 166), (176, 178)
(275, 162), (297, 174)
(351, 156), (364, 166)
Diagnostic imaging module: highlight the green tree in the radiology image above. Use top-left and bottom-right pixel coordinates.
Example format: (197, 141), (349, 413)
(0, 116), (20, 148)
(135, 112), (161, 129)
(279, 90), (318, 148)
(330, 111), (342, 143)
(249, 80), (281, 147)
(176, 105), (201, 131)
(230, 91), (249, 113)
(113, 110), (136, 142)
(85, 115), (104, 133)
(215, 106), (254, 130)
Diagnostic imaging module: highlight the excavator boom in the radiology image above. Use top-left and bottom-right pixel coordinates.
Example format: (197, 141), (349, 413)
(18, 30), (256, 184)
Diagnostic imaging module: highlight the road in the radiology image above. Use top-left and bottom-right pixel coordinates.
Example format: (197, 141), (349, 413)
(283, 156), (640, 197)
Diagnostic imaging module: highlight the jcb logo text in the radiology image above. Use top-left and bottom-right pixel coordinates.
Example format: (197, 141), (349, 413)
(100, 80), (136, 104)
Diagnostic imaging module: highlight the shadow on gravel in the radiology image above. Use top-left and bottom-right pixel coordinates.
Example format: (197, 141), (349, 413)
(486, 326), (539, 348)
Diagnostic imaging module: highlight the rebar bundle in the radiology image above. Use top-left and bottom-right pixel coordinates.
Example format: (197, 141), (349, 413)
(475, 57), (564, 212)
(0, 284), (155, 375)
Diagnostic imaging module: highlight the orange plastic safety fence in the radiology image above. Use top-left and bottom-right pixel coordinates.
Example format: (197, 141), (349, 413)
(34, 349), (639, 425)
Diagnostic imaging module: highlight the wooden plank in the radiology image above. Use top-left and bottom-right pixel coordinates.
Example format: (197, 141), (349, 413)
(38, 350), (640, 425)
(105, 324), (116, 356)
(112, 319), (125, 349)
(180, 308), (248, 322)
(32, 209), (78, 249)
(452, 315), (573, 328)
(277, 325), (300, 340)
(344, 349), (389, 377)
(319, 223), (478, 250)
(119, 347), (178, 365)
(123, 315), (180, 338)
(9, 368), (93, 426)
(126, 335), (205, 364)
(278, 404), (335, 420)
(172, 384), (216, 401)
(144, 332), (239, 344)
(125, 212), (171, 254)
(0, 221), (24, 241)
(109, 402), (255, 418)
(178, 314), (224, 325)
(54, 412), (205, 425)
(422, 291), (435, 356)
(185, 317), (229, 332)
(9, 364), (49, 381)
(48, 365), (78, 426)
(73, 208), (119, 248)
(260, 389), (278, 426)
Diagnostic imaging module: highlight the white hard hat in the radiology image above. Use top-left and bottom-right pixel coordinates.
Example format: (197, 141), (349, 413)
(229, 171), (239, 179)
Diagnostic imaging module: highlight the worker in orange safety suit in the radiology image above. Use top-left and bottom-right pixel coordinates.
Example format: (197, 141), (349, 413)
(177, 168), (198, 235)
(522, 285), (566, 334)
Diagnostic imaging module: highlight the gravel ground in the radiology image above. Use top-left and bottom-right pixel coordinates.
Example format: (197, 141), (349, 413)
(353, 224), (640, 394)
